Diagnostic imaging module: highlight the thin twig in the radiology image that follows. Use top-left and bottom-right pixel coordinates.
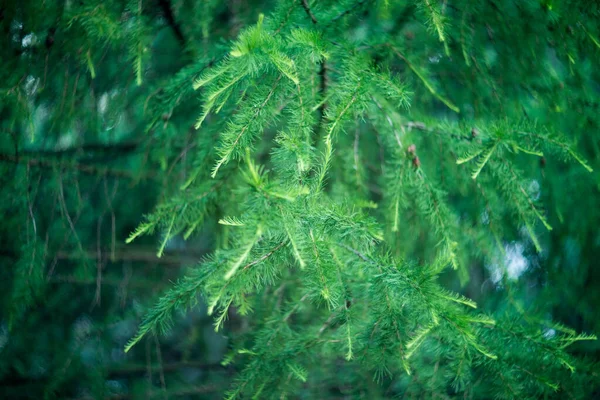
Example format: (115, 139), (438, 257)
(242, 240), (288, 272)
(0, 153), (157, 181)
(154, 336), (168, 400)
(301, 0), (318, 24)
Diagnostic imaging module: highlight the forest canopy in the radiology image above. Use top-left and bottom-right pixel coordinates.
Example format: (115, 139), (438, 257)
(1, 0), (599, 399)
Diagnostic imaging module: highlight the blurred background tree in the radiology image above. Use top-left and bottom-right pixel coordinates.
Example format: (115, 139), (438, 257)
(0, 0), (599, 399)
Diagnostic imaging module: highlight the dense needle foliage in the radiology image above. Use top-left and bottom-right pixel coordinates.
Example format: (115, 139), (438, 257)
(1, 0), (600, 398)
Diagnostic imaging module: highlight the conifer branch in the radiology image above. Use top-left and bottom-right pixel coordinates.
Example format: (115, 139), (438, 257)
(387, 45), (460, 113)
(5, 2), (598, 397)
(211, 75), (283, 178)
(241, 239), (287, 273)
(158, 0), (185, 44)
(316, 90), (358, 191)
(505, 160), (552, 231)
(301, 0), (318, 24)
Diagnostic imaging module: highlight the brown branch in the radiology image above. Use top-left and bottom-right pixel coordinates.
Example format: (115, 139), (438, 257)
(55, 246), (202, 266)
(301, 0), (318, 24)
(74, 385), (218, 400)
(274, 1), (296, 35)
(242, 240), (288, 272)
(0, 153), (157, 181)
(317, 59), (328, 126)
(330, 0), (368, 24)
(49, 275), (150, 288)
(154, 336), (167, 400)
(20, 141), (142, 158)
(109, 361), (225, 375)
(158, 0), (186, 45)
